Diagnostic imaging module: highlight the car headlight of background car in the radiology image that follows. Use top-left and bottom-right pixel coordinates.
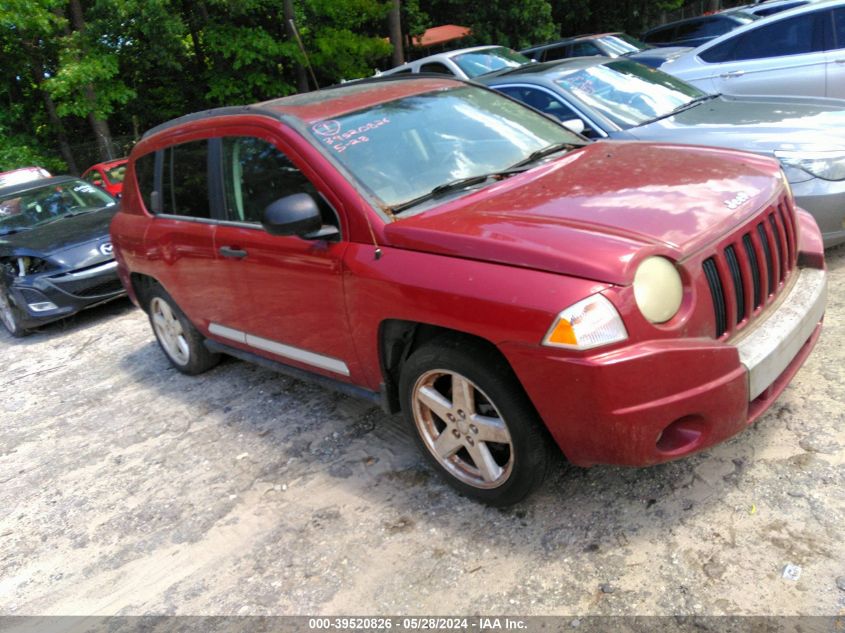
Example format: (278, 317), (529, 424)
(775, 150), (845, 182)
(633, 256), (683, 324)
(2, 256), (55, 277)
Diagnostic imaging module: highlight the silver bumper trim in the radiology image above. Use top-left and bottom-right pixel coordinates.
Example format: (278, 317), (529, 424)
(53, 260), (118, 281)
(208, 322), (350, 376)
(737, 267), (826, 401)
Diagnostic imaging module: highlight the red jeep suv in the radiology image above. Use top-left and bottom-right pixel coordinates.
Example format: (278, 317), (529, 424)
(110, 77), (827, 505)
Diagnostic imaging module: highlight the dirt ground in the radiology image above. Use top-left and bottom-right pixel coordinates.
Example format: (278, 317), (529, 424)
(1, 247), (843, 618)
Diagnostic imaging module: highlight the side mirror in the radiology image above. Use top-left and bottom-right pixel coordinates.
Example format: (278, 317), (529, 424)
(262, 193), (323, 237)
(561, 118), (585, 135)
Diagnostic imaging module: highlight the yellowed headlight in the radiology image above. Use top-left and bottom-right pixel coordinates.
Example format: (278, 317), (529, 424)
(633, 257), (683, 324)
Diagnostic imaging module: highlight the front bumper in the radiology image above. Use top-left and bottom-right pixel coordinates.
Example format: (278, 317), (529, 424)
(503, 224), (826, 468)
(8, 260), (126, 328)
(792, 177), (845, 248)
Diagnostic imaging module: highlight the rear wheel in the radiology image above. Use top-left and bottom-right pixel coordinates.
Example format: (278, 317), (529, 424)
(399, 337), (551, 506)
(0, 287), (29, 338)
(147, 287), (220, 375)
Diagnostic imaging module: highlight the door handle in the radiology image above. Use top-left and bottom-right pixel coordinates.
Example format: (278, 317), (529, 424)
(219, 246), (248, 259)
(719, 70), (745, 78)
(835, 58), (845, 64)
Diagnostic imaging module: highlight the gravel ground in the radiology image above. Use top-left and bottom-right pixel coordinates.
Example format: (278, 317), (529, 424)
(1, 247), (843, 617)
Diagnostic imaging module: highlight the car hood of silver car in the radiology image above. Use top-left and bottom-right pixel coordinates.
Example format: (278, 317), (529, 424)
(627, 94), (845, 154)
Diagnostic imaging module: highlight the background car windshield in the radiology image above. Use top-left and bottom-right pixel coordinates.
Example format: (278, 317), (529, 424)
(307, 86), (580, 212)
(555, 60), (706, 128)
(452, 48), (531, 78)
(0, 180), (115, 234)
(601, 34), (648, 54)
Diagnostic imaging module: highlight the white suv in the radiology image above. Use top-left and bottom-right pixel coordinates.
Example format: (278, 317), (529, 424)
(660, 0), (845, 98)
(378, 46), (530, 80)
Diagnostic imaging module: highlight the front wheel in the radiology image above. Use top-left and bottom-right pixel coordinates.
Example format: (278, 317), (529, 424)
(0, 287), (29, 338)
(147, 287), (220, 375)
(399, 337), (551, 506)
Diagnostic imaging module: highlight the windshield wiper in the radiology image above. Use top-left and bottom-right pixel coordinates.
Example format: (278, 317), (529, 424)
(0, 226), (32, 237)
(640, 93), (720, 125)
(506, 141), (580, 171)
(390, 168), (530, 214)
(60, 209), (100, 219)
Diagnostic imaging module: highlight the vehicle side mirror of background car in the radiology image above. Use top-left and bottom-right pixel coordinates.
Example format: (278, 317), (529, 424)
(262, 193), (327, 238)
(561, 119), (585, 135)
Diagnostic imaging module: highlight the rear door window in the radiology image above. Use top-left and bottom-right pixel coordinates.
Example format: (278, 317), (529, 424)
(674, 18), (722, 41)
(420, 62), (454, 75)
(730, 12), (822, 60)
(643, 25), (675, 44)
(833, 8), (845, 48)
(569, 42), (601, 56)
(160, 140), (211, 218)
(541, 45), (569, 61)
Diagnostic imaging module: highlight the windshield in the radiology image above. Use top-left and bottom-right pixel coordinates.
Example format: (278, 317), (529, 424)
(451, 47), (531, 78)
(554, 60), (706, 128)
(600, 34), (648, 55)
(307, 85), (582, 213)
(0, 179), (116, 235)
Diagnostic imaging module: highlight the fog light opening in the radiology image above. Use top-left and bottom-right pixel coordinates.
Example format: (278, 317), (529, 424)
(28, 301), (58, 313)
(656, 416), (706, 455)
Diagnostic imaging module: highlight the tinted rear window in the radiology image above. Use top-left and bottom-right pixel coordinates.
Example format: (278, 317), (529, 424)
(700, 11), (822, 62)
(161, 140), (210, 218)
(731, 12), (821, 60)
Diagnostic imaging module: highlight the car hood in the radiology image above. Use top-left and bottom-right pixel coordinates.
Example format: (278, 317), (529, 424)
(383, 141), (782, 286)
(0, 206), (118, 268)
(628, 95), (845, 153)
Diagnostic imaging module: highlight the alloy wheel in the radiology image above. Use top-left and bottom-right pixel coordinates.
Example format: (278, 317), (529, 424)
(411, 369), (514, 489)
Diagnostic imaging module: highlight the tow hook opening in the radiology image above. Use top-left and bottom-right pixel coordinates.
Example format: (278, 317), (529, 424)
(655, 415), (706, 455)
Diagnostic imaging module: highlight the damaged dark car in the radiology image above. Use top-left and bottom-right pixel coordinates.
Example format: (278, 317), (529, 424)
(0, 176), (125, 337)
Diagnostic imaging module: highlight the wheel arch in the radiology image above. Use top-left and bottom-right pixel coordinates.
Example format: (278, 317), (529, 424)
(378, 319), (520, 414)
(129, 272), (160, 313)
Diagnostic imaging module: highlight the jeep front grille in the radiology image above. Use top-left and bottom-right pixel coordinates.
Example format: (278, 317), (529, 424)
(703, 196), (797, 339)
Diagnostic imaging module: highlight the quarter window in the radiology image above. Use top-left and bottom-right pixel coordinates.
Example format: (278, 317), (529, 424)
(133, 152), (156, 213)
(160, 140), (211, 218)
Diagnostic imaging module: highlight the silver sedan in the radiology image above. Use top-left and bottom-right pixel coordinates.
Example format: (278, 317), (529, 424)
(481, 57), (845, 247)
(658, 0), (845, 99)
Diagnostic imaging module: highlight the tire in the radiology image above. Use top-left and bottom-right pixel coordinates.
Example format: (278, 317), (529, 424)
(147, 286), (220, 375)
(0, 287), (29, 338)
(399, 336), (551, 506)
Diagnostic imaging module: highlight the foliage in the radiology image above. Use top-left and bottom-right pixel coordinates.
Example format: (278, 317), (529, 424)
(1, 0), (700, 174)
